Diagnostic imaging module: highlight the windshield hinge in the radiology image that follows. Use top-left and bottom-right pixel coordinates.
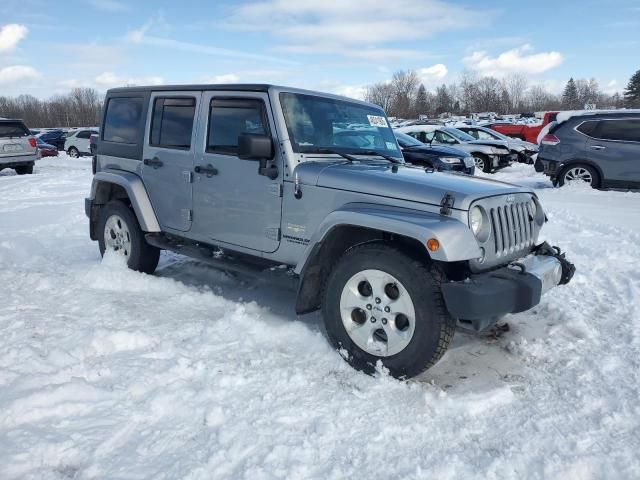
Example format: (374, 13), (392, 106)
(440, 192), (455, 216)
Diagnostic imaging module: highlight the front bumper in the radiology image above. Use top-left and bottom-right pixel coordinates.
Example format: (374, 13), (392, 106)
(441, 243), (574, 331)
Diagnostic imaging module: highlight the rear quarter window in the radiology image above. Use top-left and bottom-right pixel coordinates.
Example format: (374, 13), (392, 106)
(0, 121), (30, 138)
(576, 120), (599, 137)
(103, 97), (144, 144)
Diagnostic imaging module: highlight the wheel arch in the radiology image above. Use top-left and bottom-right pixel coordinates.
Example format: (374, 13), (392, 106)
(294, 204), (480, 314)
(559, 159), (604, 187)
(88, 170), (160, 240)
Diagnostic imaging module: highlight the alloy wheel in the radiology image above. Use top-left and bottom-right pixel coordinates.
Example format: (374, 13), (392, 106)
(339, 269), (416, 357)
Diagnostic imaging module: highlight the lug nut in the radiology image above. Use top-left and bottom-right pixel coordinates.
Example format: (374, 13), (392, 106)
(370, 317), (377, 323)
(381, 318), (388, 325)
(384, 306), (390, 313)
(375, 297), (381, 304)
(366, 304), (372, 310)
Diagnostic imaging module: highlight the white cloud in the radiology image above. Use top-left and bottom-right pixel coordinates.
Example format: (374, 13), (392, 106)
(0, 24), (28, 53)
(333, 85), (367, 100)
(126, 20), (297, 65)
(463, 44), (563, 78)
(228, 0), (494, 59)
(94, 72), (164, 88)
(206, 74), (241, 83)
(88, 0), (130, 12)
(0, 65), (40, 85)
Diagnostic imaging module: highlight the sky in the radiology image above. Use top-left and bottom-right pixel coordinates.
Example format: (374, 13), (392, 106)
(0, 0), (638, 100)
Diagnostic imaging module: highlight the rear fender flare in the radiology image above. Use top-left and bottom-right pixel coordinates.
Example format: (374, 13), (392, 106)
(89, 170), (160, 232)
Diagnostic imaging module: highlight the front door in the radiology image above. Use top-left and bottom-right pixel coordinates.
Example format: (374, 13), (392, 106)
(191, 91), (282, 253)
(142, 91), (201, 232)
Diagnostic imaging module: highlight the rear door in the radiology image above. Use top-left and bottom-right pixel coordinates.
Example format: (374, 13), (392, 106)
(586, 119), (640, 185)
(75, 130), (93, 153)
(142, 91), (202, 232)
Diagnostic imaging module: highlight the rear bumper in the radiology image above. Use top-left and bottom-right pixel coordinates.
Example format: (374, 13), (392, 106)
(536, 157), (560, 177)
(0, 153), (38, 166)
(441, 244), (574, 331)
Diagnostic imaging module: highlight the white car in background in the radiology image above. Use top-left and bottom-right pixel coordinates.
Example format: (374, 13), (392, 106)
(64, 128), (98, 157)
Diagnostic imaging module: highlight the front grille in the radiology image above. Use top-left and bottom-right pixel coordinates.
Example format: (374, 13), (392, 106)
(468, 192), (541, 272)
(489, 202), (535, 257)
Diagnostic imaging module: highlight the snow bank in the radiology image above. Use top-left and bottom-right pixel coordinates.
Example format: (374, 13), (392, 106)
(0, 155), (639, 479)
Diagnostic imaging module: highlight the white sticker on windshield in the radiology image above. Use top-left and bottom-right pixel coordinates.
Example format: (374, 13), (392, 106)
(385, 141), (397, 150)
(367, 115), (388, 128)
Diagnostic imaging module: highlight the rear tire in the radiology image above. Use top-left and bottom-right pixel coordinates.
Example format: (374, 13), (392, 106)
(97, 200), (160, 274)
(15, 164), (34, 175)
(559, 164), (599, 188)
(321, 243), (455, 379)
(68, 147), (79, 158)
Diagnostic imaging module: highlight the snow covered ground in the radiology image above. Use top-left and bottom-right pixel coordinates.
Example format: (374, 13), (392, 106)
(1, 155), (639, 479)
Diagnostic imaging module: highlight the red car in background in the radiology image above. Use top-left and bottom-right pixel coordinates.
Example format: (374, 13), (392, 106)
(487, 111), (559, 144)
(36, 137), (59, 157)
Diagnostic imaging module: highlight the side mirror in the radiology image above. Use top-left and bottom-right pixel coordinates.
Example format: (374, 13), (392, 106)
(238, 133), (274, 160)
(237, 133), (278, 179)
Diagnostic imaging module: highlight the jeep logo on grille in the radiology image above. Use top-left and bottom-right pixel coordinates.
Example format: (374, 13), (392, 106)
(505, 195), (515, 203)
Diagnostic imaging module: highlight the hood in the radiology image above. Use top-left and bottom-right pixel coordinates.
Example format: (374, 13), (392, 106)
(402, 144), (468, 158)
(294, 161), (530, 211)
(465, 139), (509, 150)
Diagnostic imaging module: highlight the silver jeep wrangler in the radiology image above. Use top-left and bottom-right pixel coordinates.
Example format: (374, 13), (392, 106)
(85, 84), (575, 378)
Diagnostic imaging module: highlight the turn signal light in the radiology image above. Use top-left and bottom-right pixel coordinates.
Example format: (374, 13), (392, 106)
(426, 238), (440, 252)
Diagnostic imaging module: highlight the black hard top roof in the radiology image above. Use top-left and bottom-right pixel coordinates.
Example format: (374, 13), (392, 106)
(107, 84), (273, 94)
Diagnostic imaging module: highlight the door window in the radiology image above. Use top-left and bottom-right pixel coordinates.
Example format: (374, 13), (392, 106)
(435, 131), (457, 144)
(596, 120), (640, 143)
(150, 97), (197, 150)
(77, 130), (92, 139)
(207, 98), (269, 155)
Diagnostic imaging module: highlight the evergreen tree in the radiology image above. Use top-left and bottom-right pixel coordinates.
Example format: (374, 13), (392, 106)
(562, 78), (579, 109)
(415, 84), (429, 116)
(623, 69), (640, 107)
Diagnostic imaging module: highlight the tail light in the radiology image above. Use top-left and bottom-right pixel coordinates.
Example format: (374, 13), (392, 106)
(541, 134), (560, 146)
(28, 137), (37, 148)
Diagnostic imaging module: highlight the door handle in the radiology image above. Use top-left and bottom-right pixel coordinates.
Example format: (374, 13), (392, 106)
(143, 157), (164, 168)
(194, 164), (218, 177)
(590, 145), (606, 150)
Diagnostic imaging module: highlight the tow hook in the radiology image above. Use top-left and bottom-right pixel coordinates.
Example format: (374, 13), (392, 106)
(534, 241), (576, 285)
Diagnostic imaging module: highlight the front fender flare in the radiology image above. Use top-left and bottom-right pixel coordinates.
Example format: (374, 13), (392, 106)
(89, 170), (160, 232)
(294, 203), (481, 275)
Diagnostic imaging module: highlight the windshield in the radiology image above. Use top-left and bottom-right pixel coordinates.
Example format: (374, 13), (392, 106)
(443, 128), (476, 142)
(394, 131), (424, 147)
(479, 127), (508, 141)
(280, 92), (401, 159)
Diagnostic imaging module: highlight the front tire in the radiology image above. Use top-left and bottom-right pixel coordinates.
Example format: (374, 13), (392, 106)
(322, 243), (455, 379)
(67, 147), (79, 158)
(97, 201), (160, 274)
(473, 153), (491, 173)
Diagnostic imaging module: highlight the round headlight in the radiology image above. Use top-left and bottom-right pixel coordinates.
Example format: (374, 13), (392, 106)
(470, 206), (484, 236)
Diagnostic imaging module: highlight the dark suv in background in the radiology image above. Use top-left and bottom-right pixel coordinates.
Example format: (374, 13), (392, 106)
(538, 111), (640, 188)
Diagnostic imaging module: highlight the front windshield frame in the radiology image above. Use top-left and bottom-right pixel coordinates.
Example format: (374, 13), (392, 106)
(279, 92), (402, 160)
(443, 127), (476, 142)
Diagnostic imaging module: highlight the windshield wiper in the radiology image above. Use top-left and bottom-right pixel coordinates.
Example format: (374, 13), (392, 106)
(313, 148), (359, 162)
(356, 150), (404, 164)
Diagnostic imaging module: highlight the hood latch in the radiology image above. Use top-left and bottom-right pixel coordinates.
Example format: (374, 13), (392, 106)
(440, 192), (455, 216)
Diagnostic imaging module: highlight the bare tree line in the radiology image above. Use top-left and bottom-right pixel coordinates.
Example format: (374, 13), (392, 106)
(0, 88), (102, 128)
(365, 70), (627, 118)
